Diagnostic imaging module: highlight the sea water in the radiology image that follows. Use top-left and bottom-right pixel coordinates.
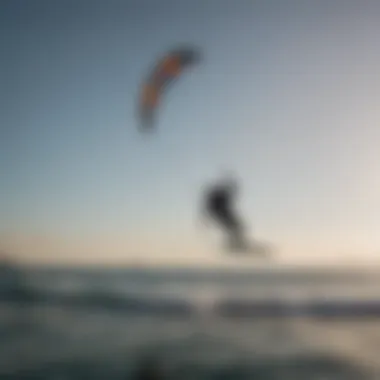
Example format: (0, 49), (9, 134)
(1, 266), (380, 379)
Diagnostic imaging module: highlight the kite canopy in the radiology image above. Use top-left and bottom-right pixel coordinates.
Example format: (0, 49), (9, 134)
(138, 45), (201, 130)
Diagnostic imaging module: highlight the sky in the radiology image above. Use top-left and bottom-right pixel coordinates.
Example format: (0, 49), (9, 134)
(1, 0), (380, 266)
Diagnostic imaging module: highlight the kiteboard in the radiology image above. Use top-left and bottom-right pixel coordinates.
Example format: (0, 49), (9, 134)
(225, 238), (274, 258)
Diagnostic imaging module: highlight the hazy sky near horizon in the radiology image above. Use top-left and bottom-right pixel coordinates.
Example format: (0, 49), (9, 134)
(1, 0), (380, 266)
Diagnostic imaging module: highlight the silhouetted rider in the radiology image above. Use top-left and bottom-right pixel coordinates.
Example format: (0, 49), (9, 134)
(202, 176), (249, 252)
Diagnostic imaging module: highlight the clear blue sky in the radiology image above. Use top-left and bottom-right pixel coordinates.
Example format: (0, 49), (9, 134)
(1, 0), (380, 265)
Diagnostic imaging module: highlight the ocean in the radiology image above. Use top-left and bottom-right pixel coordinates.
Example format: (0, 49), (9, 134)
(1, 265), (380, 379)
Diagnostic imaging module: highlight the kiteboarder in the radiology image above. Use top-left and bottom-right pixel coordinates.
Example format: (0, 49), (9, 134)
(202, 175), (252, 253)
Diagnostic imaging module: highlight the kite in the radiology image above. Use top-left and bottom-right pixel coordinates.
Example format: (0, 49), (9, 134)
(138, 45), (201, 130)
